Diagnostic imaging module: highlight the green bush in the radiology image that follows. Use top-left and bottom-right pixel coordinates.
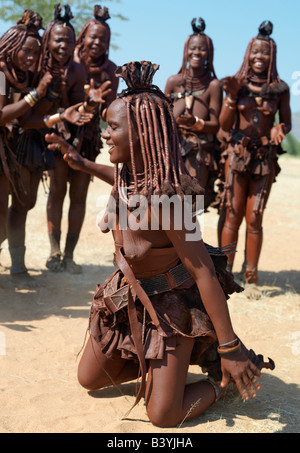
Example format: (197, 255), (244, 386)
(282, 133), (300, 157)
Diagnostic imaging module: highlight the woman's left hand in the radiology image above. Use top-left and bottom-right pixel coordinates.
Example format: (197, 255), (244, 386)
(270, 123), (286, 145)
(62, 103), (93, 126)
(87, 79), (112, 105)
(220, 351), (262, 401)
(45, 132), (73, 154)
(176, 112), (198, 128)
(176, 112), (205, 131)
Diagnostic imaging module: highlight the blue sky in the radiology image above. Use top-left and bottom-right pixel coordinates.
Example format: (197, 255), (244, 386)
(1, 0), (300, 113)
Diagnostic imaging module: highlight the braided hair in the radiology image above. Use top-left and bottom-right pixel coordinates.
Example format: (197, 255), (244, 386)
(234, 21), (280, 84)
(0, 9), (43, 88)
(112, 61), (204, 204)
(178, 18), (217, 79)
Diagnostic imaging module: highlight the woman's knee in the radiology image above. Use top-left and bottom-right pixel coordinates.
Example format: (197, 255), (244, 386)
(77, 373), (100, 391)
(12, 192), (37, 212)
(77, 364), (108, 391)
(146, 401), (180, 428)
(48, 186), (66, 204)
(27, 195), (38, 211)
(48, 173), (67, 199)
(69, 185), (89, 205)
(224, 212), (243, 232)
(246, 213), (263, 233)
(77, 338), (123, 391)
(146, 380), (183, 427)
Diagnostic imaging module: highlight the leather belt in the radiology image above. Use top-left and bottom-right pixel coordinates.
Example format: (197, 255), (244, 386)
(138, 262), (193, 296)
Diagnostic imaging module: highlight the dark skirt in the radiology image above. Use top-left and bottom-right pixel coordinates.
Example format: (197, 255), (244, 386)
(16, 129), (56, 172)
(220, 140), (284, 180)
(89, 253), (243, 382)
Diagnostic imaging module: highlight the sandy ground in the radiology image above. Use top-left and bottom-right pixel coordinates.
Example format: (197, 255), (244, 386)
(0, 148), (299, 434)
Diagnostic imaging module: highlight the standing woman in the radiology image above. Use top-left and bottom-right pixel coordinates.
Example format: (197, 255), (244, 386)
(74, 4), (119, 126)
(6, 4), (93, 283)
(165, 18), (222, 209)
(46, 61), (274, 428)
(218, 21), (291, 298)
(37, 4), (104, 274)
(0, 10), (52, 277)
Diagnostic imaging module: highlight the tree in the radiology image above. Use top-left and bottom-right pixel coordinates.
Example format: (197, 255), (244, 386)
(0, 0), (128, 48)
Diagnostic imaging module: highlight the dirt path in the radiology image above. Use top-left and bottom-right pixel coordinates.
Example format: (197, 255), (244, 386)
(0, 150), (299, 433)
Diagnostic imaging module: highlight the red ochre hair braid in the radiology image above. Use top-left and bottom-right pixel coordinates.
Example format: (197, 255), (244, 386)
(111, 61), (204, 204)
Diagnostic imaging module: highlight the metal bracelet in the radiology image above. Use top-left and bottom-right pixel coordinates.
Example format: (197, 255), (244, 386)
(217, 341), (242, 357)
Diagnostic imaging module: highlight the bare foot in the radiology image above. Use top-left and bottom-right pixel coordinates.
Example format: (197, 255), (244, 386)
(245, 283), (262, 300)
(62, 257), (82, 274)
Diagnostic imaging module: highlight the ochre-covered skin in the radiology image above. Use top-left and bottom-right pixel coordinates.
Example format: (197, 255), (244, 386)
(217, 21), (291, 297)
(165, 19), (222, 209)
(0, 10), (53, 278)
(46, 61), (275, 428)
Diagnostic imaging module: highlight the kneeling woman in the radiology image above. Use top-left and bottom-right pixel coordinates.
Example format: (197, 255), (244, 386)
(46, 61), (274, 428)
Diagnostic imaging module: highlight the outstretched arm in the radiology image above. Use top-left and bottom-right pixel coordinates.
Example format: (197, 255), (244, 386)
(45, 132), (114, 185)
(19, 102), (93, 129)
(165, 210), (262, 401)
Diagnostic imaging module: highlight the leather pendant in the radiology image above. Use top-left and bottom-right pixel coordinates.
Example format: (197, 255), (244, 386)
(185, 94), (194, 110)
(255, 96), (262, 106)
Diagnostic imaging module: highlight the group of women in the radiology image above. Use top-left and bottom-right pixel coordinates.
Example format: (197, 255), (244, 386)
(165, 18), (291, 299)
(0, 5), (118, 285)
(0, 5), (290, 427)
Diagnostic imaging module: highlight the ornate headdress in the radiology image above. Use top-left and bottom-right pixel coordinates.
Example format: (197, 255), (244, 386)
(17, 8), (44, 33)
(93, 5), (110, 23)
(53, 3), (74, 25)
(41, 3), (75, 54)
(191, 17), (206, 34)
(75, 4), (111, 64)
(257, 20), (273, 40)
(234, 20), (279, 84)
(178, 17), (216, 79)
(39, 4), (75, 75)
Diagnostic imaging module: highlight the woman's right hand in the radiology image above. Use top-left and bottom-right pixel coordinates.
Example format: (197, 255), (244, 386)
(220, 349), (262, 401)
(36, 72), (53, 99)
(45, 132), (85, 171)
(222, 76), (242, 99)
(62, 103), (93, 126)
